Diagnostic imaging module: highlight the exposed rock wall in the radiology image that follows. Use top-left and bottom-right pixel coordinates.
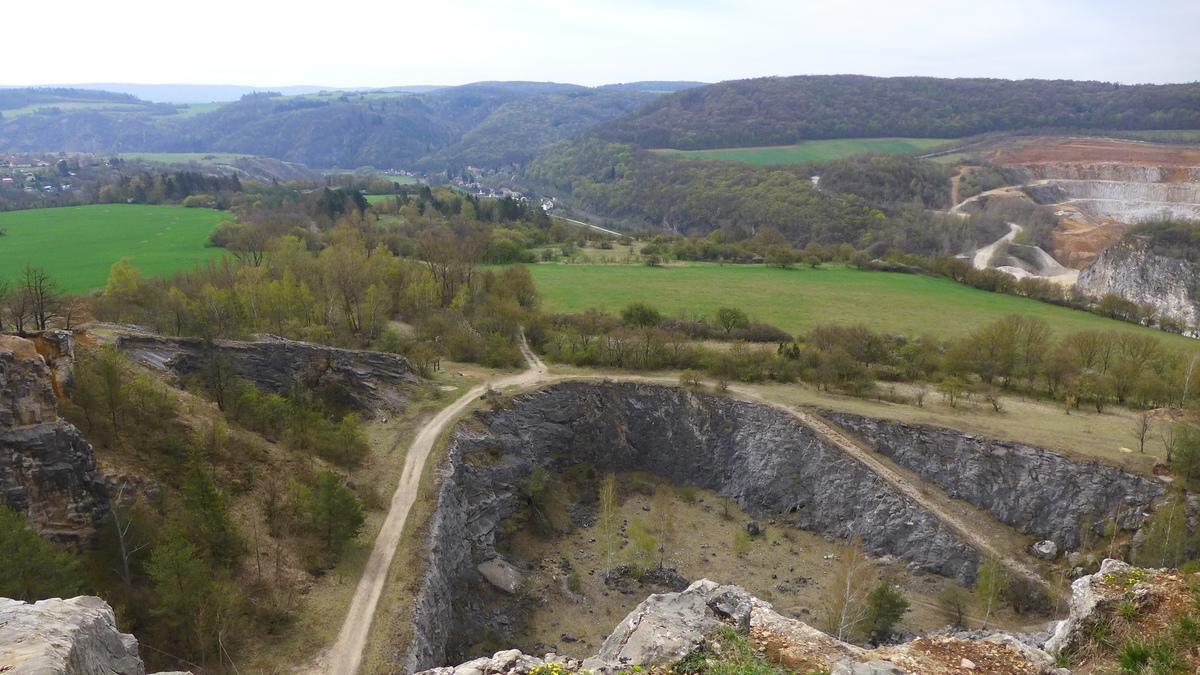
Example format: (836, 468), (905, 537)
(1076, 237), (1200, 330)
(404, 382), (983, 672)
(825, 412), (1164, 550)
(0, 334), (109, 545)
(115, 334), (419, 415)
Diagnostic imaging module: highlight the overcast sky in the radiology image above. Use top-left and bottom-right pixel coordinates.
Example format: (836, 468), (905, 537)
(5, 0), (1198, 89)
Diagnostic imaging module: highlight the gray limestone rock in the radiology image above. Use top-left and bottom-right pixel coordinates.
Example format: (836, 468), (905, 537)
(825, 412), (1163, 550)
(478, 558), (524, 594)
(581, 579), (744, 674)
(831, 659), (908, 675)
(0, 596), (144, 675)
(1032, 541), (1059, 560)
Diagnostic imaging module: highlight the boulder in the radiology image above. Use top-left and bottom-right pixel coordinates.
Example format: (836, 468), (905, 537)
(581, 579), (751, 673)
(478, 558), (524, 595)
(1032, 541), (1058, 560)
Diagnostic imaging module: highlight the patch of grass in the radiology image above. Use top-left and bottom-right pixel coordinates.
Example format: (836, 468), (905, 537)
(174, 102), (233, 117)
(652, 138), (958, 165)
(526, 263), (1194, 345)
(742, 381), (1164, 473)
(0, 204), (228, 292)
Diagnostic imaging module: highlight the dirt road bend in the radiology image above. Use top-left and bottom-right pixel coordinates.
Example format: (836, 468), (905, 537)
(323, 335), (546, 675)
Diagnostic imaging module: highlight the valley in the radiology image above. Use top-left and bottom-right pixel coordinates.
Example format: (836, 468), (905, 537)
(4, 69), (1200, 675)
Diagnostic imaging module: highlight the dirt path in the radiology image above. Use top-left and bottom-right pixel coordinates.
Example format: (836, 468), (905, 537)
(322, 335), (547, 675)
(321, 354), (1051, 674)
(972, 222), (1022, 270)
(949, 165), (976, 209)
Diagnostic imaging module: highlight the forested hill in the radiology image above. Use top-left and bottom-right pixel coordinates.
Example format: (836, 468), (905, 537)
(0, 83), (666, 170)
(591, 75), (1200, 149)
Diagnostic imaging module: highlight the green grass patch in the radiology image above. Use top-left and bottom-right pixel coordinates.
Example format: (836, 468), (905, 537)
(0, 204), (228, 292)
(174, 101), (233, 117)
(117, 152), (253, 165)
(527, 263), (1194, 345)
(365, 194), (402, 204)
(652, 138), (959, 165)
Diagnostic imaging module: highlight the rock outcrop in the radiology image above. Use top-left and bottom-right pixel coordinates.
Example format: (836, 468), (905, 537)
(0, 334), (109, 544)
(415, 579), (1068, 675)
(0, 595), (191, 675)
(115, 334), (419, 415)
(825, 412), (1164, 551)
(1076, 237), (1200, 331)
(0, 596), (144, 675)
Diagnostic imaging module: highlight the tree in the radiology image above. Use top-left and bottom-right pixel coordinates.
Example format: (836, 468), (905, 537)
(716, 307), (750, 335)
(308, 471), (365, 556)
(651, 485), (676, 569)
(146, 529), (236, 665)
(1170, 424), (1200, 482)
(823, 538), (875, 641)
(1132, 412), (1153, 454)
(180, 453), (240, 567)
(974, 556), (1008, 630)
(0, 506), (85, 601)
(621, 301), (662, 328)
(937, 588), (968, 628)
(598, 473), (619, 574)
(862, 581), (909, 643)
(16, 263), (64, 331)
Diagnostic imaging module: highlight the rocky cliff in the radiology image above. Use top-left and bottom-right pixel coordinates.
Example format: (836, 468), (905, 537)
(0, 595), (189, 675)
(402, 382), (985, 671)
(0, 334), (109, 545)
(1076, 237), (1200, 331)
(115, 334), (419, 415)
(824, 412), (1164, 551)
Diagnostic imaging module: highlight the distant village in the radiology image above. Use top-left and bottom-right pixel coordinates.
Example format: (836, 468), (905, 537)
(1, 155), (82, 193)
(438, 165), (557, 211)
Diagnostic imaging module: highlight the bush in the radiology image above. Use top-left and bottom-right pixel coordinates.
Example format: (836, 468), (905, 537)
(863, 582), (909, 642)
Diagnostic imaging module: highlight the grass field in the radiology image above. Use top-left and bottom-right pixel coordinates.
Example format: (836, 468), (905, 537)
(118, 152), (253, 164)
(0, 204), (228, 292)
(174, 101), (233, 117)
(652, 138), (959, 165)
(528, 263), (1196, 346)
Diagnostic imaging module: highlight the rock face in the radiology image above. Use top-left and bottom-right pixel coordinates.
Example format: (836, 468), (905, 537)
(115, 334), (419, 414)
(0, 596), (144, 675)
(826, 412), (1164, 551)
(1076, 237), (1200, 330)
(404, 382), (983, 671)
(0, 334), (109, 545)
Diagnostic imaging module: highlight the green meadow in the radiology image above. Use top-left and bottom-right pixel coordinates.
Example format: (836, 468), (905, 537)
(652, 138), (957, 165)
(0, 204), (228, 292)
(527, 263), (1195, 346)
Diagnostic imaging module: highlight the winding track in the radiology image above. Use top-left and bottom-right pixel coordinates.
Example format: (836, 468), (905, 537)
(320, 341), (1048, 674)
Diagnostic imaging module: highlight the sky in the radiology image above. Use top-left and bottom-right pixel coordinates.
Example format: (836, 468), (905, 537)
(4, 0), (1198, 89)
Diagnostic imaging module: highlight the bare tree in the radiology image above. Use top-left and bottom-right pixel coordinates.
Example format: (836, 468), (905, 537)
(18, 264), (64, 331)
(1132, 411), (1153, 453)
(598, 474), (618, 575)
(823, 537), (875, 641)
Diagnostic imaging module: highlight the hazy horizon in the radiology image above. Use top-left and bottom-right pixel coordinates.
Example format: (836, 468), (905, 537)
(5, 0), (1198, 91)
